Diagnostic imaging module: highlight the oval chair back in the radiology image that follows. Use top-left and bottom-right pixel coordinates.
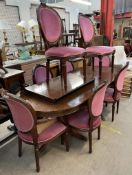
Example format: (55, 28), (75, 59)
(4, 94), (36, 134)
(94, 56), (110, 67)
(66, 61), (74, 73)
(33, 64), (52, 84)
(37, 3), (63, 49)
(90, 82), (107, 118)
(115, 62), (129, 93)
(79, 14), (94, 47)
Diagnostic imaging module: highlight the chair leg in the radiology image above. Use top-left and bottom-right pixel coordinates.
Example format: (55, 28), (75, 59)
(88, 131), (92, 153)
(18, 137), (22, 157)
(112, 103), (115, 122)
(116, 100), (120, 114)
(64, 131), (69, 152)
(105, 102), (108, 107)
(34, 145), (40, 172)
(97, 126), (101, 140)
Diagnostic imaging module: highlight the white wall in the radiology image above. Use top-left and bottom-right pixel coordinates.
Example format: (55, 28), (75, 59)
(3, 0), (101, 43)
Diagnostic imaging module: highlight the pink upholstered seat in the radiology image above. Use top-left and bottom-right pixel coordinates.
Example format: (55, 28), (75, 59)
(104, 88), (121, 102)
(4, 93), (69, 172)
(86, 46), (114, 56)
(68, 82), (107, 153)
(104, 62), (129, 121)
(33, 64), (52, 84)
(45, 46), (85, 58)
(68, 110), (101, 130)
(18, 122), (66, 143)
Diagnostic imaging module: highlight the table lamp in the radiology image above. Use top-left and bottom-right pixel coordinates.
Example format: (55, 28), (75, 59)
(17, 21), (28, 43)
(0, 20), (11, 44)
(28, 19), (38, 42)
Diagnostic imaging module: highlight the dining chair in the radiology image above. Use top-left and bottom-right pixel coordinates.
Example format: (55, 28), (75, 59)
(37, 3), (86, 87)
(32, 64), (53, 84)
(3, 93), (69, 172)
(104, 62), (129, 122)
(79, 14), (115, 78)
(67, 82), (107, 153)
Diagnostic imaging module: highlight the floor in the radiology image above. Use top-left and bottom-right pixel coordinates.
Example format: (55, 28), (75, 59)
(0, 97), (132, 175)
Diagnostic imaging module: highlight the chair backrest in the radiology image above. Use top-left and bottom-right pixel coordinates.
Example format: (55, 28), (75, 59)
(115, 62), (129, 92)
(66, 61), (74, 73)
(94, 56), (110, 67)
(4, 94), (36, 133)
(33, 64), (52, 84)
(79, 14), (94, 47)
(90, 82), (107, 117)
(37, 3), (63, 49)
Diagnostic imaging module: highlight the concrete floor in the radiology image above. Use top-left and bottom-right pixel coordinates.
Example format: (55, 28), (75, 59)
(0, 97), (132, 175)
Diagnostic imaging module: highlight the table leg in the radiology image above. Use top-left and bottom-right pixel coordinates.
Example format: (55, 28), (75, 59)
(71, 129), (87, 141)
(111, 52), (115, 73)
(99, 56), (102, 79)
(61, 60), (67, 89)
(92, 57), (94, 72)
(83, 56), (86, 81)
(46, 59), (50, 83)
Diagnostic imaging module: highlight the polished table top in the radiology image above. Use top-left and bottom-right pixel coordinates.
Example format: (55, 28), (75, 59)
(20, 66), (121, 119)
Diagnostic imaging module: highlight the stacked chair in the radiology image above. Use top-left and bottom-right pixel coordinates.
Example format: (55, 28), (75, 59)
(79, 14), (115, 78)
(37, 3), (86, 87)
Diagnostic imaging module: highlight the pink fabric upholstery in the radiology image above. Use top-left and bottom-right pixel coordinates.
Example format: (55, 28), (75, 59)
(94, 56), (110, 67)
(45, 46), (85, 58)
(18, 122), (66, 143)
(104, 88), (120, 102)
(38, 7), (62, 43)
(34, 66), (52, 84)
(66, 61), (73, 73)
(79, 15), (94, 43)
(68, 110), (101, 130)
(116, 66), (127, 91)
(91, 84), (107, 116)
(6, 99), (34, 132)
(86, 46), (115, 56)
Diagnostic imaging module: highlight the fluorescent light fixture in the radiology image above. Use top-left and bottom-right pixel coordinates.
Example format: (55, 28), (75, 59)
(70, 0), (92, 6)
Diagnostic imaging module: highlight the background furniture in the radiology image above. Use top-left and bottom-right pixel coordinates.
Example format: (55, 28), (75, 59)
(0, 97), (15, 146)
(0, 68), (24, 94)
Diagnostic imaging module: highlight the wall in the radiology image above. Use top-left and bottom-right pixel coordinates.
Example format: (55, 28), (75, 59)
(0, 0), (101, 44)
(0, 0), (22, 44)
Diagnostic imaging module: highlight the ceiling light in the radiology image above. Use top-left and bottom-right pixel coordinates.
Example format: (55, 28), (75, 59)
(70, 0), (92, 6)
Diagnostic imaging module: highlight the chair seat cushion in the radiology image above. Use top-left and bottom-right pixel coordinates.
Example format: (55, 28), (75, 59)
(86, 46), (115, 56)
(104, 88), (121, 102)
(68, 110), (101, 130)
(18, 121), (66, 144)
(45, 46), (85, 58)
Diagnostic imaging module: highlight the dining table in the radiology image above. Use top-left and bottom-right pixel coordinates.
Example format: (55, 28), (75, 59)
(20, 66), (121, 120)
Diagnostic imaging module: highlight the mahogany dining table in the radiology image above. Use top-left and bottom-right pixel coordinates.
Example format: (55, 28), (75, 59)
(20, 66), (121, 121)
